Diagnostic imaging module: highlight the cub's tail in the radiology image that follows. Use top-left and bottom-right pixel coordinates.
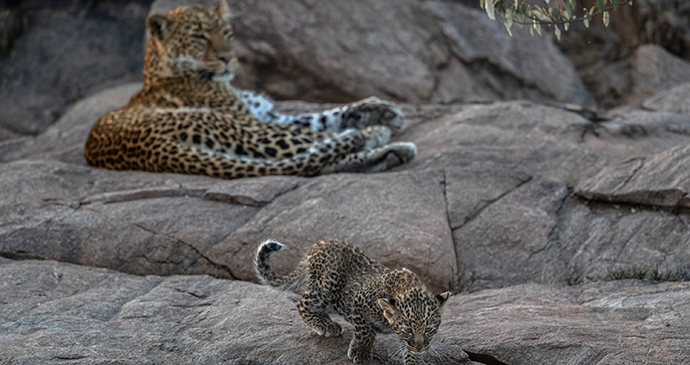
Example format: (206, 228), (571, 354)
(254, 239), (307, 292)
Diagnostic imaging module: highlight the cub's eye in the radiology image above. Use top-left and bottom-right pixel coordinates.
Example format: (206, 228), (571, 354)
(191, 34), (208, 41)
(404, 328), (413, 335)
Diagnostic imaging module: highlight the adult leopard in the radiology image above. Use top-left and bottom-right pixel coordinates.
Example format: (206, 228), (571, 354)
(84, 1), (416, 179)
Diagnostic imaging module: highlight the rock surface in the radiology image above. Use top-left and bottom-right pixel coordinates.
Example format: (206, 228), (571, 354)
(151, 0), (592, 106)
(4, 84), (690, 292)
(2, 259), (689, 365)
(575, 145), (690, 209)
(630, 44), (690, 106)
(0, 1), (150, 135)
(0, 157), (455, 293)
(643, 82), (690, 115)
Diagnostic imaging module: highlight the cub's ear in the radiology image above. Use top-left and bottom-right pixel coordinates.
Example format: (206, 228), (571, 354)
(217, 0), (233, 24)
(147, 14), (170, 40)
(436, 292), (451, 308)
(377, 298), (397, 321)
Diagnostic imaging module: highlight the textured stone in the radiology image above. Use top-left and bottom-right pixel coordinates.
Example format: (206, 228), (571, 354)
(5, 83), (690, 295)
(445, 280), (690, 365)
(643, 82), (690, 115)
(151, 0), (592, 106)
(452, 178), (569, 289)
(0, 3), (149, 135)
(575, 145), (690, 209)
(630, 44), (690, 106)
(2, 259), (689, 365)
(0, 259), (473, 365)
(204, 171), (457, 294)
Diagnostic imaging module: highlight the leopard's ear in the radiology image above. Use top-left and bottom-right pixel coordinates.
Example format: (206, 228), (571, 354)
(378, 298), (397, 321)
(217, 0), (233, 24)
(147, 14), (170, 40)
(436, 292), (451, 309)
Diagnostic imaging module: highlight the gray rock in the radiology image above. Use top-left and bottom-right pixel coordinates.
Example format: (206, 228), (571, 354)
(2, 259), (689, 365)
(643, 82), (690, 115)
(204, 171), (456, 294)
(5, 84), (690, 292)
(0, 125), (18, 143)
(151, 0), (592, 106)
(0, 4), (149, 135)
(575, 145), (690, 209)
(44, 82), (142, 134)
(0, 259), (473, 365)
(630, 44), (690, 106)
(446, 280), (690, 365)
(0, 159), (456, 293)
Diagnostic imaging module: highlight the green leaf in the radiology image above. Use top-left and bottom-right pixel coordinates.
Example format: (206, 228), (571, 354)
(597, 0), (605, 12)
(504, 8), (513, 36)
(485, 0), (495, 20)
(612, 0), (621, 9)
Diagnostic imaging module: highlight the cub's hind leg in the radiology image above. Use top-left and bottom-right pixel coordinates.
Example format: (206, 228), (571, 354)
(297, 286), (343, 337)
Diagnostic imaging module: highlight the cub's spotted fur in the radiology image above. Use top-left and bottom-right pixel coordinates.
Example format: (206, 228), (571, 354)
(84, 1), (416, 179)
(255, 238), (450, 364)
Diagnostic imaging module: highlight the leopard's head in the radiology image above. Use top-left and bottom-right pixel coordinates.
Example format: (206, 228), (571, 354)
(144, 1), (238, 83)
(378, 286), (450, 354)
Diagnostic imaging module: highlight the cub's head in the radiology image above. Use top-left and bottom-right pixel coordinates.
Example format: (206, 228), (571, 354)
(378, 287), (450, 354)
(144, 1), (238, 82)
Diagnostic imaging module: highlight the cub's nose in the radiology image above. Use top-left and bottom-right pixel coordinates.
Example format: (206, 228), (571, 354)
(217, 54), (233, 63)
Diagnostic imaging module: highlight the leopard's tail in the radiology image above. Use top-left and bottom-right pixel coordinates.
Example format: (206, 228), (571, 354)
(254, 239), (307, 292)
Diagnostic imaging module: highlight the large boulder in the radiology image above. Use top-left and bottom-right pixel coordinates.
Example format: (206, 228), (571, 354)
(151, 0), (593, 106)
(0, 2), (149, 135)
(2, 258), (689, 365)
(4, 83), (690, 292)
(630, 44), (690, 106)
(642, 82), (690, 115)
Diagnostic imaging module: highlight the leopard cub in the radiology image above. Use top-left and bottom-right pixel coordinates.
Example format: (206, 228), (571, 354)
(254, 238), (450, 364)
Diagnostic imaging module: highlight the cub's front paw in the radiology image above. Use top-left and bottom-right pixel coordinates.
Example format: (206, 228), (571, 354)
(347, 345), (373, 364)
(344, 96), (404, 134)
(313, 321), (342, 337)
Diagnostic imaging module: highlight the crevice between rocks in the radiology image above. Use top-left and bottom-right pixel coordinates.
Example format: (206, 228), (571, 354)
(572, 194), (690, 216)
(105, 276), (167, 323)
(440, 170), (459, 269)
(451, 175), (533, 232)
(132, 223), (239, 280)
(546, 187), (570, 244)
(616, 158), (646, 193)
(464, 351), (509, 365)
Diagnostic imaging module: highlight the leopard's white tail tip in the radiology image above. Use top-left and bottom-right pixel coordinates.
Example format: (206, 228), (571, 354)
(254, 239), (285, 286)
(261, 239), (284, 252)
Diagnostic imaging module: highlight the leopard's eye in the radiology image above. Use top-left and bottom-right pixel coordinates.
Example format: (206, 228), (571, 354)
(191, 34), (208, 41)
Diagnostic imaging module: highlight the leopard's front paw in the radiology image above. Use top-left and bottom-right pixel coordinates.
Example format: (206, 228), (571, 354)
(347, 345), (373, 364)
(312, 321), (343, 337)
(344, 96), (404, 134)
